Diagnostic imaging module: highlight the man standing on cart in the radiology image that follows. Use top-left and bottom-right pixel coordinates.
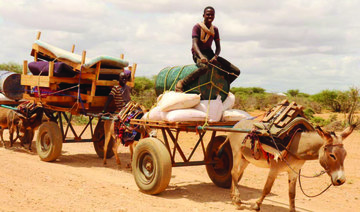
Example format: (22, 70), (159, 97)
(176, 6), (240, 92)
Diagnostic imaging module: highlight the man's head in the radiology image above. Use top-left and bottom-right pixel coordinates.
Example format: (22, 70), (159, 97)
(203, 6), (215, 25)
(119, 72), (128, 86)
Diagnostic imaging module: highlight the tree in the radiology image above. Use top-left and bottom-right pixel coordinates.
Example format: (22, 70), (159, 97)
(287, 89), (299, 97)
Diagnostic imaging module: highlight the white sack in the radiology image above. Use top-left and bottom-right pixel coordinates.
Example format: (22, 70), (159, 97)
(166, 108), (206, 122)
(222, 92), (235, 111)
(221, 109), (253, 122)
(157, 91), (201, 112)
(194, 95), (223, 122)
(145, 106), (168, 121)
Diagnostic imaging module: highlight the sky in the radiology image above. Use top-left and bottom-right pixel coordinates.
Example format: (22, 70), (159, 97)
(0, 0), (359, 94)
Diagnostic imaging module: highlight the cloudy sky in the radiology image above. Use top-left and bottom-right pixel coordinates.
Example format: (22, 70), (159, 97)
(0, 0), (359, 94)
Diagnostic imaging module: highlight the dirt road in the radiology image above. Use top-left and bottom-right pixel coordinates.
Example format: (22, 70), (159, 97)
(0, 126), (359, 212)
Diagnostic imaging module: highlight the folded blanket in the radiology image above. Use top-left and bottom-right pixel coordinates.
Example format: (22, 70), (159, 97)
(28, 61), (78, 77)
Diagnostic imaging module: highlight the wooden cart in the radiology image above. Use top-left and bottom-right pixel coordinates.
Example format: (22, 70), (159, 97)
(18, 32), (137, 161)
(129, 119), (251, 194)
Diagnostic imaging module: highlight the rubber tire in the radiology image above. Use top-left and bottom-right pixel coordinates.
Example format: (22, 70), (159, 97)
(92, 120), (114, 159)
(132, 137), (172, 195)
(36, 122), (63, 162)
(205, 135), (233, 188)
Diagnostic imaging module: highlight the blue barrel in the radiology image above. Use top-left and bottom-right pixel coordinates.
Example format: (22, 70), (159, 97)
(155, 64), (229, 101)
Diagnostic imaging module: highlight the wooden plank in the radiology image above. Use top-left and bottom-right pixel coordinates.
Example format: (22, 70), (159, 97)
(78, 73), (96, 80)
(278, 116), (292, 127)
(130, 119), (237, 129)
(21, 75), (50, 87)
(81, 51), (86, 65)
(49, 77), (92, 84)
(274, 102), (296, 124)
(36, 31), (41, 40)
(22, 93), (76, 105)
(34, 51), (38, 62)
(95, 80), (118, 86)
(31, 44), (56, 59)
(90, 62), (101, 97)
(89, 96), (108, 107)
(263, 100), (289, 122)
(287, 109), (296, 116)
(262, 105), (283, 122)
(23, 60), (28, 75)
(49, 61), (54, 77)
(81, 67), (123, 75)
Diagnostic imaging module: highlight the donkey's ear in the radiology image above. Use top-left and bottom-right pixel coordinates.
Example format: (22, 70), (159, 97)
(340, 125), (356, 141)
(316, 126), (333, 144)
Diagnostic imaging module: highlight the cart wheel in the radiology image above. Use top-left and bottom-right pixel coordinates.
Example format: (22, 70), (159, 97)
(132, 137), (172, 194)
(206, 135), (233, 188)
(92, 120), (114, 159)
(36, 122), (63, 162)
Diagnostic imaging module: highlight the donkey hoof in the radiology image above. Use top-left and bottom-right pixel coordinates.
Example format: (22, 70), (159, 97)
(251, 202), (260, 211)
(232, 196), (242, 206)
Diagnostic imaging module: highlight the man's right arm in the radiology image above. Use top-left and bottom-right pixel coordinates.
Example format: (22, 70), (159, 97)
(192, 37), (208, 63)
(103, 95), (113, 113)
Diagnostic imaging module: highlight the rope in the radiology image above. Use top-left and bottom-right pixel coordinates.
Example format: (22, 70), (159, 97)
(183, 81), (211, 93)
(298, 169), (332, 198)
(163, 66), (175, 93)
(203, 67), (215, 126)
(169, 65), (190, 91)
(208, 62), (239, 78)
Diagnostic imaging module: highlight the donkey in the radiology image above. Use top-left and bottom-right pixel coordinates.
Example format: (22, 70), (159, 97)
(103, 119), (138, 166)
(226, 116), (358, 212)
(103, 105), (155, 166)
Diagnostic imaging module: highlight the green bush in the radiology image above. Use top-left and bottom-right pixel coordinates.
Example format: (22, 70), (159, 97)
(310, 116), (330, 127)
(0, 62), (23, 73)
(233, 92), (285, 111)
(310, 89), (357, 113)
(304, 108), (315, 119)
(131, 76), (157, 110)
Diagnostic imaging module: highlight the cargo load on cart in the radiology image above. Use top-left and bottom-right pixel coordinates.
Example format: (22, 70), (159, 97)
(21, 32), (137, 114)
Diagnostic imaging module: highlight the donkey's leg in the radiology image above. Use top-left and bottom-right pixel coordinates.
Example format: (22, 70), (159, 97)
(252, 168), (279, 211)
(287, 170), (298, 212)
(113, 138), (121, 165)
(231, 154), (249, 205)
(0, 128), (4, 147)
(103, 120), (112, 165)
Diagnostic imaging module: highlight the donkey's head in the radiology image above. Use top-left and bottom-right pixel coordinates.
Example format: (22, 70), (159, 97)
(315, 124), (356, 186)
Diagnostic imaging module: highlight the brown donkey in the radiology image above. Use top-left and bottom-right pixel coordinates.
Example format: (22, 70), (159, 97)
(227, 116), (358, 212)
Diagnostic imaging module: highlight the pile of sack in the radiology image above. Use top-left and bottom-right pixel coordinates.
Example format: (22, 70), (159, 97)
(143, 91), (252, 122)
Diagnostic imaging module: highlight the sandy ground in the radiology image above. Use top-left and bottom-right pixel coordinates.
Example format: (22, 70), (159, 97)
(0, 123), (359, 212)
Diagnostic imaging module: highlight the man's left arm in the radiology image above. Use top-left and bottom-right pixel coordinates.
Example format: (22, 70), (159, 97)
(210, 39), (221, 63)
(210, 27), (221, 63)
